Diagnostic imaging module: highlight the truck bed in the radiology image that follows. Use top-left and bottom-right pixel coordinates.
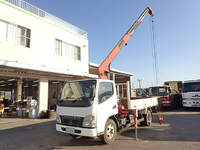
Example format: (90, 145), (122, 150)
(121, 97), (158, 110)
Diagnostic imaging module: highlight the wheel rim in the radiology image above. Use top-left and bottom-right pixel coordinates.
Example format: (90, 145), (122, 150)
(147, 112), (152, 125)
(106, 124), (115, 139)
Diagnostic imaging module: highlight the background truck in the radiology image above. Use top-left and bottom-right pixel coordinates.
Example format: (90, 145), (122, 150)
(182, 79), (200, 108)
(164, 81), (183, 94)
(56, 7), (159, 144)
(148, 86), (182, 110)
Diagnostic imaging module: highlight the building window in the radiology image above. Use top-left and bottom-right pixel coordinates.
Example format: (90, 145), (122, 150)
(55, 39), (62, 56)
(0, 20), (16, 44)
(74, 46), (81, 60)
(0, 20), (8, 42)
(55, 39), (81, 61)
(17, 25), (31, 48)
(0, 19), (31, 48)
(63, 42), (71, 58)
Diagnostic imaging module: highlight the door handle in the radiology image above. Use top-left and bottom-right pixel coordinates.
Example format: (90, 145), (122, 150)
(112, 105), (116, 109)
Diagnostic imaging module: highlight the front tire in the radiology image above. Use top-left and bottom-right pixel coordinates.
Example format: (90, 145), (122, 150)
(101, 119), (117, 144)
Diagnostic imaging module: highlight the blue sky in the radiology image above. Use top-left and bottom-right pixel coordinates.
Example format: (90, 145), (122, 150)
(25, 0), (200, 88)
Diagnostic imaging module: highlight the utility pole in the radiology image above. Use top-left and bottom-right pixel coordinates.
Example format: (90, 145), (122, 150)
(137, 79), (142, 94)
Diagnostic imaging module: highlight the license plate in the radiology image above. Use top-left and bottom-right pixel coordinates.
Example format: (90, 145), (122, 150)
(66, 127), (75, 134)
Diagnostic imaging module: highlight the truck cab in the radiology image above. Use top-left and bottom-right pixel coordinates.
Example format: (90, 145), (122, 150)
(182, 80), (200, 107)
(56, 79), (118, 138)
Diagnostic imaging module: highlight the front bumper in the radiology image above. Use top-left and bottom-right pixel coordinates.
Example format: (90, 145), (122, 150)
(183, 101), (200, 107)
(159, 101), (171, 107)
(160, 103), (171, 107)
(56, 124), (97, 137)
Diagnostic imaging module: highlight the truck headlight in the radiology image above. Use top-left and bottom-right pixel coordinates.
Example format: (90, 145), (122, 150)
(56, 113), (62, 124)
(82, 114), (97, 128)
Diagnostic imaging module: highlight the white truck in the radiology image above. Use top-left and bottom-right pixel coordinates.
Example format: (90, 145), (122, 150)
(56, 7), (160, 144)
(182, 79), (200, 108)
(56, 79), (158, 144)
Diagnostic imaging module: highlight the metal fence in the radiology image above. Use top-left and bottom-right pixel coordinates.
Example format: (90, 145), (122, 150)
(5, 0), (46, 17)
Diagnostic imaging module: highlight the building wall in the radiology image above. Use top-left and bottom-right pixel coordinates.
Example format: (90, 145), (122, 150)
(0, 1), (89, 74)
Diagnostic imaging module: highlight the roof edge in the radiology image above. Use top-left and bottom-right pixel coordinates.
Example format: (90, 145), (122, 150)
(89, 62), (134, 76)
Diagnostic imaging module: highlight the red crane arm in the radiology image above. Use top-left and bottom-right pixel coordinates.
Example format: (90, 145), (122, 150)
(98, 7), (154, 79)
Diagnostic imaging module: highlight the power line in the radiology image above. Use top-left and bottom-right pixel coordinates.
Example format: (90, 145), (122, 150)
(149, 16), (159, 86)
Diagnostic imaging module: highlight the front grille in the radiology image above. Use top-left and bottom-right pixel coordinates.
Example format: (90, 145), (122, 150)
(60, 115), (84, 127)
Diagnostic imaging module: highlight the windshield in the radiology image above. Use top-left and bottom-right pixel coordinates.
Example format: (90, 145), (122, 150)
(58, 80), (96, 107)
(149, 87), (168, 96)
(183, 82), (200, 92)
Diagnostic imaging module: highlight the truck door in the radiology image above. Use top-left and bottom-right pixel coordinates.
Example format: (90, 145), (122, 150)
(96, 82), (118, 134)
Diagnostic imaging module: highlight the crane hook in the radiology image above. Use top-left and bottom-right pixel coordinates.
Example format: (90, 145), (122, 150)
(157, 115), (164, 125)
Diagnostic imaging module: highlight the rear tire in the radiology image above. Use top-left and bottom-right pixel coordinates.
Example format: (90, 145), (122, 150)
(144, 110), (152, 126)
(101, 119), (117, 144)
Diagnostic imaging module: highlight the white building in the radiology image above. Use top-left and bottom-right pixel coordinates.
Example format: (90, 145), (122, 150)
(0, 0), (133, 117)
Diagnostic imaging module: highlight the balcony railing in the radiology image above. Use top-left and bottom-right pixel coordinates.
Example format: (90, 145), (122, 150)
(4, 0), (87, 38)
(5, 0), (46, 17)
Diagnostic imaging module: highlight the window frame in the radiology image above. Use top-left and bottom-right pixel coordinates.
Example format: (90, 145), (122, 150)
(16, 25), (31, 48)
(55, 39), (81, 61)
(55, 39), (62, 56)
(0, 19), (31, 48)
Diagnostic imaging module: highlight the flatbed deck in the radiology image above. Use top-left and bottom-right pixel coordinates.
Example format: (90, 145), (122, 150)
(121, 97), (158, 110)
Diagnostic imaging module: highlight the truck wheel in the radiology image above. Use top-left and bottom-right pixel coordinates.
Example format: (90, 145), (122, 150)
(101, 119), (117, 144)
(144, 110), (152, 126)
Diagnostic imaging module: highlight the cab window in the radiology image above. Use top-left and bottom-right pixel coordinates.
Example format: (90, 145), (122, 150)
(98, 82), (113, 103)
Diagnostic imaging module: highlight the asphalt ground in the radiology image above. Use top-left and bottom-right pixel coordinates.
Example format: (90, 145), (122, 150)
(0, 108), (200, 150)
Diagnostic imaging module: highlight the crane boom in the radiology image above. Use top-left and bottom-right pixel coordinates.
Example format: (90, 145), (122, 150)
(98, 7), (154, 79)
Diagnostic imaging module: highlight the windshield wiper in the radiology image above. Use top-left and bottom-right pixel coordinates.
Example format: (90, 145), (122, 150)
(59, 97), (75, 102)
(72, 97), (83, 103)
